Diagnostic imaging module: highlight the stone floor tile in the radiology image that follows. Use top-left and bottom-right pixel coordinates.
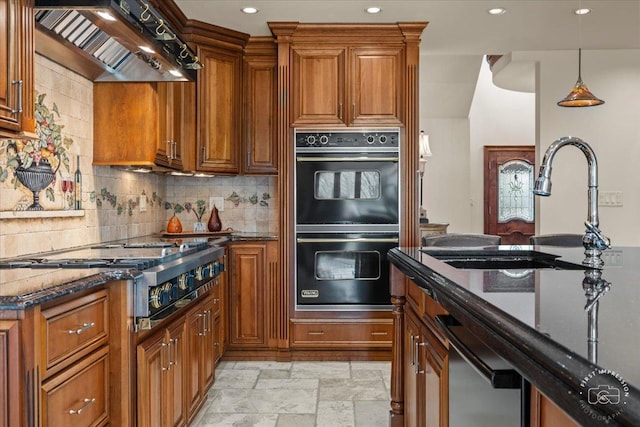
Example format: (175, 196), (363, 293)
(291, 361), (351, 379)
(351, 369), (383, 380)
(350, 361), (391, 371)
(212, 368), (260, 389)
(259, 369), (291, 380)
(206, 388), (317, 414)
(276, 414), (316, 427)
(217, 360), (236, 370)
(316, 400), (355, 427)
(319, 378), (388, 401)
(234, 361), (293, 370)
(197, 413), (278, 427)
(255, 378), (319, 389)
(354, 400), (390, 427)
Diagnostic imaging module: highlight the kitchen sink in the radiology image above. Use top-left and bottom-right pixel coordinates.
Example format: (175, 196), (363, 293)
(421, 249), (589, 270)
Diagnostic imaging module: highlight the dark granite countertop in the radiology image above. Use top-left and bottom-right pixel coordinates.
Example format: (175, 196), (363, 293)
(230, 232), (278, 241)
(389, 245), (639, 427)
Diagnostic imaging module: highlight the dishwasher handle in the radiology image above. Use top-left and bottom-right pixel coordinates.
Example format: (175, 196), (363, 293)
(435, 314), (522, 389)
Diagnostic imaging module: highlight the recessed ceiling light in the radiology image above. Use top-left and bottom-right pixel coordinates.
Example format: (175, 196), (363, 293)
(574, 8), (592, 15)
(96, 10), (117, 21)
(242, 7), (258, 14)
(488, 7), (506, 15)
(366, 7), (382, 14)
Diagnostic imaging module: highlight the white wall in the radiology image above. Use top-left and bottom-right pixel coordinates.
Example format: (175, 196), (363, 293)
(534, 49), (640, 245)
(421, 58), (535, 233)
(422, 49), (640, 247)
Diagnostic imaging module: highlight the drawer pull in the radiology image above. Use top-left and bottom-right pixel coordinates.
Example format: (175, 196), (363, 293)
(307, 331), (325, 336)
(68, 322), (95, 335)
(371, 331), (388, 336)
(68, 397), (96, 415)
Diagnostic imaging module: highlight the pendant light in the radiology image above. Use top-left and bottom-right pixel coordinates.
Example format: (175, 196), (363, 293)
(557, 48), (605, 107)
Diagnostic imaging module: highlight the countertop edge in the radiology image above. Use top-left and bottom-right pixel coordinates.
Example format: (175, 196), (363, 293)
(0, 269), (139, 311)
(388, 247), (640, 427)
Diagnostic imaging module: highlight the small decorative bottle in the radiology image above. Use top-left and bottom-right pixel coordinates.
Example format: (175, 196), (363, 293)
(74, 155), (82, 209)
(207, 205), (222, 232)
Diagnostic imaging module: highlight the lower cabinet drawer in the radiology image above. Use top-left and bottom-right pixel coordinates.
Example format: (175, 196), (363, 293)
(41, 347), (109, 427)
(291, 320), (393, 348)
(41, 289), (109, 375)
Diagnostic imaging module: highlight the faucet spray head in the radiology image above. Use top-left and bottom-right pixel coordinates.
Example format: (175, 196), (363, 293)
(533, 166), (552, 196)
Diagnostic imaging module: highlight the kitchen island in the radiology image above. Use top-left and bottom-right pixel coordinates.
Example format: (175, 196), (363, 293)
(388, 245), (639, 426)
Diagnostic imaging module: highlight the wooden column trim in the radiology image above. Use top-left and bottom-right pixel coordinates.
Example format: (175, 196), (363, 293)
(269, 22), (297, 351)
(389, 266), (407, 426)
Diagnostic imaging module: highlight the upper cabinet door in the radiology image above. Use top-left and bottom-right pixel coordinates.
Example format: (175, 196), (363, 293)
(291, 47), (346, 126)
(196, 45), (242, 174)
(243, 55), (278, 174)
(349, 46), (404, 126)
(0, 0), (35, 137)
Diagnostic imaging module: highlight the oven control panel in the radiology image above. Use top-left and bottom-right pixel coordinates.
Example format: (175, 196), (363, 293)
(295, 129), (399, 149)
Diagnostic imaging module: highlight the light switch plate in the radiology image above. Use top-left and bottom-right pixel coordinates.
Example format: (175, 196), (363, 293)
(139, 195), (147, 212)
(210, 197), (224, 211)
(598, 191), (623, 207)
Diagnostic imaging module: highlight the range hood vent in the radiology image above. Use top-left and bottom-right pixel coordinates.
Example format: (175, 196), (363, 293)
(34, 0), (203, 82)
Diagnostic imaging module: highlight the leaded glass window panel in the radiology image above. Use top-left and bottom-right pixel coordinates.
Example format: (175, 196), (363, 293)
(498, 160), (534, 222)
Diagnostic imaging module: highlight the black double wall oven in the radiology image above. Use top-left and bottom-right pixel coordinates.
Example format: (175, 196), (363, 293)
(295, 129), (400, 310)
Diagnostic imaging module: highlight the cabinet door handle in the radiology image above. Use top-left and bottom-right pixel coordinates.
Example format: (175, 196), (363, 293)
(338, 103), (343, 120)
(68, 397), (96, 415)
(307, 331), (325, 336)
(247, 151), (251, 167)
(201, 145), (206, 161)
(409, 335), (416, 366)
(161, 341), (171, 371)
(11, 80), (23, 114)
(68, 322), (95, 335)
(171, 337), (179, 366)
(205, 309), (211, 334)
(371, 331), (388, 336)
(166, 140), (171, 159)
(416, 341), (429, 374)
(352, 103), (355, 118)
(198, 313), (206, 336)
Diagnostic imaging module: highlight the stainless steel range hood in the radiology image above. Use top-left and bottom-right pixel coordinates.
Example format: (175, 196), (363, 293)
(34, 0), (203, 82)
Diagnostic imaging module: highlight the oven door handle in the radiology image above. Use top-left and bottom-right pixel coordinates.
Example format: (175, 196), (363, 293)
(297, 237), (399, 244)
(435, 315), (522, 389)
(296, 156), (398, 162)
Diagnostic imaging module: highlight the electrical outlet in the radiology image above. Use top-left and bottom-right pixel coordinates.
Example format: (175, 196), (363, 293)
(139, 195), (147, 212)
(598, 191), (623, 207)
(209, 197), (224, 212)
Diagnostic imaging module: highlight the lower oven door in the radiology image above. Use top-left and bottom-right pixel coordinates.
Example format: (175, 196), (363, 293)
(296, 232), (398, 309)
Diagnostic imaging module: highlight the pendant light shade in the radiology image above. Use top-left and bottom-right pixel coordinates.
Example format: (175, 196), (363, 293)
(557, 49), (605, 107)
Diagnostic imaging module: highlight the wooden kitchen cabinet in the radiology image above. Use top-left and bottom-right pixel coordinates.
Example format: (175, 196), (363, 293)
(403, 305), (449, 427)
(93, 82), (190, 171)
(243, 38), (278, 174)
(195, 44), (243, 174)
(531, 386), (580, 427)
(227, 241), (277, 349)
(137, 318), (186, 427)
(185, 291), (215, 420)
(0, 0), (35, 137)
(290, 45), (403, 127)
(0, 321), (19, 427)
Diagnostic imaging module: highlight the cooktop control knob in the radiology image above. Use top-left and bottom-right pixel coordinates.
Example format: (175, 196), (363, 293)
(150, 287), (163, 309)
(366, 135), (375, 144)
(379, 135), (388, 144)
(305, 135), (317, 146)
(319, 135), (329, 145)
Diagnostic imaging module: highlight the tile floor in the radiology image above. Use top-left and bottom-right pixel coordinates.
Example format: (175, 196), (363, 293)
(190, 360), (391, 427)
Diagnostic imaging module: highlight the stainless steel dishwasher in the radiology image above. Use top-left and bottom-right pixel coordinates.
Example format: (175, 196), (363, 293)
(435, 315), (529, 426)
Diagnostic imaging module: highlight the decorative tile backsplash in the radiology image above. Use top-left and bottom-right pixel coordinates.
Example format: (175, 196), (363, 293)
(0, 54), (277, 259)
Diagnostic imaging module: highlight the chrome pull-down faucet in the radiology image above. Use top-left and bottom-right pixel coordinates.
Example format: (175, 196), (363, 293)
(533, 136), (611, 268)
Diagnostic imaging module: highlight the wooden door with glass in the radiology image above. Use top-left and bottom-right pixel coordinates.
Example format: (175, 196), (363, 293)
(484, 146), (536, 245)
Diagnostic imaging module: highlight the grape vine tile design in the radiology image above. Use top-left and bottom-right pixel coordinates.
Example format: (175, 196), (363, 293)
(0, 92), (74, 211)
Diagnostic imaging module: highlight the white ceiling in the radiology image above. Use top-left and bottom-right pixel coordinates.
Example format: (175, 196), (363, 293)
(174, 0), (640, 117)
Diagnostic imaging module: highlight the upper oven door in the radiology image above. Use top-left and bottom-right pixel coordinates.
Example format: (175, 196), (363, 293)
(295, 151), (399, 225)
